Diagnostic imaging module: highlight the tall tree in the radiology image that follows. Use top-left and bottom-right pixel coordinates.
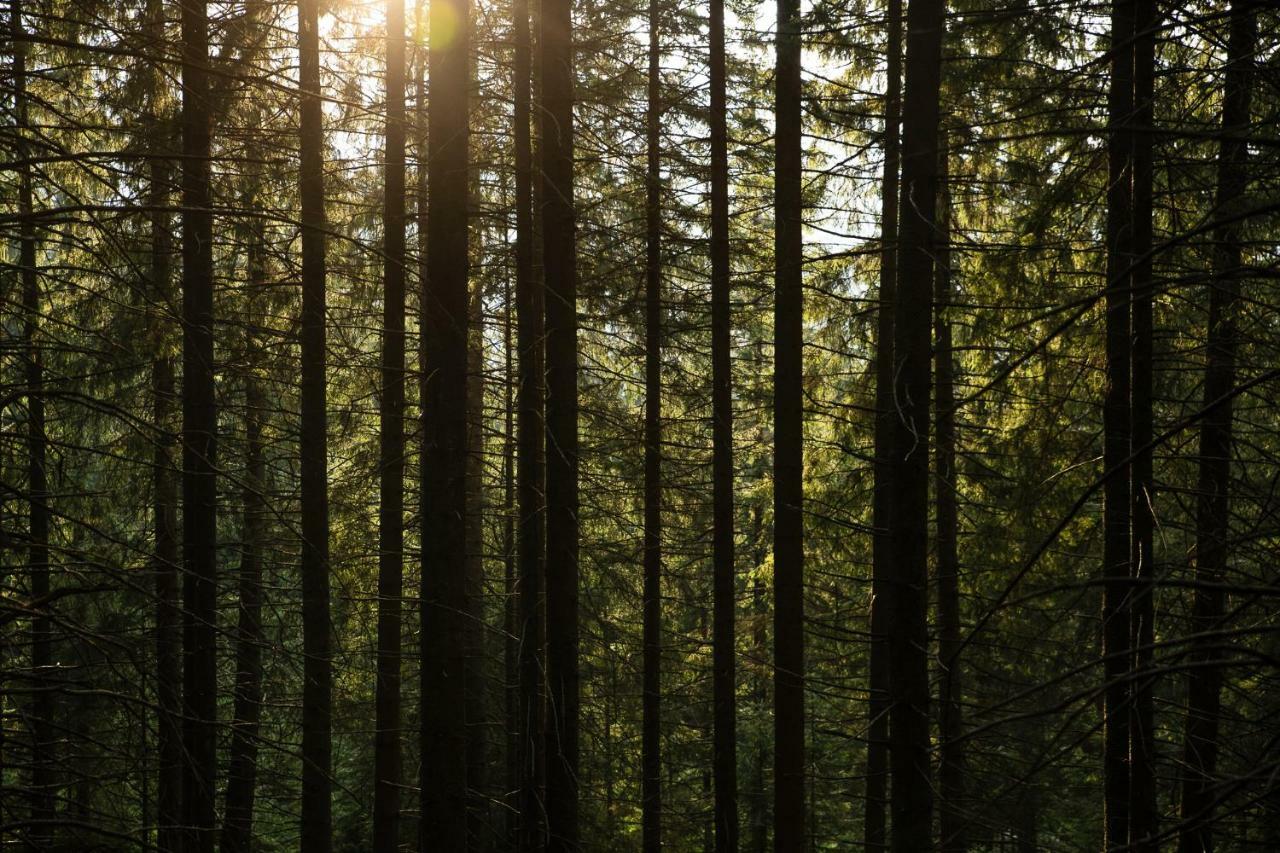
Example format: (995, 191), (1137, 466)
(886, 0), (944, 845)
(179, 0), (218, 841)
(298, 0), (332, 839)
(222, 237), (267, 853)
(13, 0), (53, 841)
(1178, 3), (1258, 850)
(421, 0), (471, 836)
(709, 0), (738, 839)
(642, 0), (663, 848)
(541, 0), (581, 833)
(934, 139), (964, 853)
(1128, 0), (1158, 846)
(1102, 0), (1135, 844)
(773, 0), (805, 840)
(373, 0), (406, 844)
(513, 0), (546, 834)
(866, 0), (901, 845)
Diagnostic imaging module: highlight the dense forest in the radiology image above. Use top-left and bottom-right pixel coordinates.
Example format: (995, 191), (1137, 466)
(1, 0), (1279, 846)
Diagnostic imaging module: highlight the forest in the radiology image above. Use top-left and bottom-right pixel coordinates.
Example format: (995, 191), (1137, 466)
(1, 0), (1279, 846)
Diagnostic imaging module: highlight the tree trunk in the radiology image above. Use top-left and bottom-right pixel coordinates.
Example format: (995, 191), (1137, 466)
(513, 0), (546, 838)
(1178, 4), (1257, 851)
(540, 0), (580, 838)
(866, 0), (901, 845)
(641, 2), (663, 849)
(709, 0), (737, 841)
(179, 0), (218, 841)
(1128, 0), (1158, 846)
(373, 0), (407, 847)
(421, 0), (471, 837)
(299, 0), (332, 842)
(1103, 0), (1135, 844)
(934, 140), (964, 853)
(466, 256), (488, 852)
(222, 365), (266, 853)
(773, 0), (805, 839)
(887, 0), (944, 844)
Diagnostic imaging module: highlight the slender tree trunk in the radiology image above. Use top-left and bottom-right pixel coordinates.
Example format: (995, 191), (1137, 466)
(14, 0), (54, 840)
(222, 365), (266, 853)
(866, 0), (901, 845)
(466, 261), (488, 852)
(1128, 0), (1158, 846)
(709, 0), (737, 841)
(540, 0), (580, 837)
(150, 158), (182, 853)
(421, 0), (471, 836)
(641, 2), (663, 849)
(1103, 0), (1135, 845)
(373, 0), (407, 846)
(886, 0), (944, 845)
(513, 0), (546, 838)
(503, 268), (519, 853)
(179, 0), (218, 840)
(934, 141), (964, 853)
(298, 0), (332, 839)
(1178, 4), (1257, 851)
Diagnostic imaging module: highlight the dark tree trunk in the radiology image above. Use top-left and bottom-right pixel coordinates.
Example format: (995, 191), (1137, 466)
(641, 2), (663, 849)
(222, 368), (266, 853)
(539, 0), (580, 838)
(887, 0), (944, 844)
(866, 0), (901, 845)
(466, 262), (488, 852)
(14, 0), (54, 840)
(1128, 0), (1158, 846)
(1178, 4), (1257, 851)
(1103, 0), (1135, 845)
(299, 0), (332, 841)
(150, 159), (182, 853)
(934, 142), (964, 853)
(421, 0), (471, 838)
(179, 0), (218, 841)
(709, 0), (737, 841)
(513, 0), (546, 837)
(373, 0), (407, 847)
(503, 270), (519, 853)
(773, 0), (805, 841)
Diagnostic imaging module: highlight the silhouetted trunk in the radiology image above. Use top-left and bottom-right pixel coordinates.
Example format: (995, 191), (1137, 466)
(222, 367), (265, 853)
(1178, 4), (1257, 851)
(180, 0), (218, 841)
(503, 270), (519, 853)
(540, 0), (580, 837)
(773, 0), (805, 839)
(14, 0), (54, 840)
(149, 155), (182, 853)
(373, 0), (407, 847)
(513, 0), (546, 838)
(1128, 0), (1158, 846)
(1102, 0), (1134, 844)
(887, 0), (944, 843)
(421, 0), (471, 837)
(298, 0), (332, 842)
(866, 0), (901, 845)
(709, 0), (737, 841)
(641, 2), (663, 849)
(934, 142), (964, 853)
(466, 260), (488, 852)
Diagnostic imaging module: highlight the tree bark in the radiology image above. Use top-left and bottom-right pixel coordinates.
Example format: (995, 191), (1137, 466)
(1103, 0), (1135, 844)
(299, 0), (332, 842)
(773, 0), (805, 841)
(934, 140), (964, 853)
(540, 0), (580, 838)
(1178, 4), (1257, 851)
(887, 0), (944, 845)
(866, 0), (901, 845)
(179, 0), (218, 841)
(421, 0), (471, 838)
(373, 0), (407, 847)
(709, 0), (737, 841)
